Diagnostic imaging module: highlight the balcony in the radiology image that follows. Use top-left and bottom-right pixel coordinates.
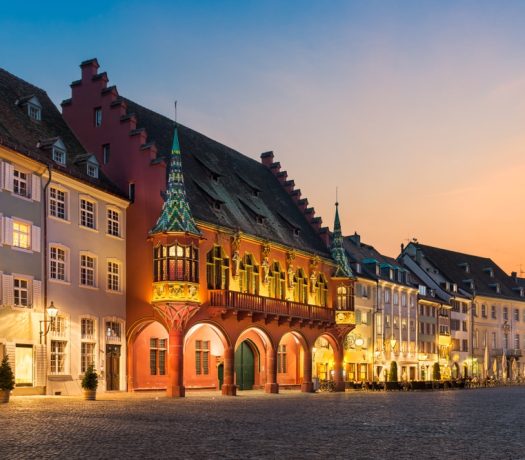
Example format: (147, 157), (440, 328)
(507, 349), (522, 358)
(208, 290), (334, 324)
(152, 281), (200, 303)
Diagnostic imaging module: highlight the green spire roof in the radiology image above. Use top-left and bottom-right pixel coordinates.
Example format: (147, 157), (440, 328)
(150, 126), (201, 236)
(331, 202), (353, 278)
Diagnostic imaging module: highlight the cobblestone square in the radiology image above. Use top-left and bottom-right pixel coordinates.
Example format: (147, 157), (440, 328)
(1, 387), (524, 459)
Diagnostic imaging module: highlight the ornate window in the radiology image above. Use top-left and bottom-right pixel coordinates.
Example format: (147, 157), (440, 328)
(206, 246), (229, 289)
(316, 274), (328, 307)
(293, 269), (308, 304)
(268, 262), (286, 300)
(154, 243), (199, 283)
(337, 284), (353, 310)
(239, 254), (259, 295)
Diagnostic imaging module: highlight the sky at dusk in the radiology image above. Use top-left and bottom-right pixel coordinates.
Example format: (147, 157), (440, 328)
(1, 1), (525, 273)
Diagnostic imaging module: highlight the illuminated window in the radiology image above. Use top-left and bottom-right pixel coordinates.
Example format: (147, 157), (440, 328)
(149, 338), (167, 376)
(337, 284), (353, 310)
(13, 220), (31, 249)
(269, 262), (286, 300)
(13, 277), (29, 307)
(239, 254), (259, 295)
(206, 246), (228, 289)
(195, 340), (209, 375)
(50, 340), (66, 374)
(49, 187), (67, 219)
(80, 198), (96, 229)
(13, 169), (29, 197)
(155, 244), (199, 283)
(81, 343), (95, 373)
(277, 344), (287, 373)
(107, 208), (120, 237)
(49, 246), (67, 281)
(316, 274), (328, 307)
(293, 269), (308, 304)
(107, 261), (120, 292)
(81, 318), (95, 340)
(50, 316), (66, 336)
(80, 254), (96, 287)
(106, 321), (121, 341)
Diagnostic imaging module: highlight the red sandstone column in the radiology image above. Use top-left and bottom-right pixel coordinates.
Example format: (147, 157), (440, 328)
(301, 347), (314, 393)
(221, 347), (237, 396)
(265, 348), (279, 394)
(333, 349), (345, 392)
(167, 328), (185, 397)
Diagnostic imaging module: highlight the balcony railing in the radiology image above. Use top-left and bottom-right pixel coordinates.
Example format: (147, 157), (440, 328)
(208, 290), (334, 323)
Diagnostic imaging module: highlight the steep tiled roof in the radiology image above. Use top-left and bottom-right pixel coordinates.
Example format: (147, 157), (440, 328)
(0, 68), (125, 198)
(415, 243), (521, 300)
(123, 98), (330, 256)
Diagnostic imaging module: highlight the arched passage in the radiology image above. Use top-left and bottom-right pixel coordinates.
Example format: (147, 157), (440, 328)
(127, 319), (169, 391)
(235, 327), (276, 393)
(184, 322), (231, 390)
(277, 331), (307, 388)
(312, 333), (345, 391)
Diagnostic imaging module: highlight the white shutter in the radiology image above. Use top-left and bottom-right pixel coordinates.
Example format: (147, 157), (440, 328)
(3, 163), (13, 192)
(31, 225), (41, 252)
(31, 174), (41, 202)
(3, 217), (12, 246)
(2, 274), (13, 306)
(32, 280), (42, 309)
(0, 160), (3, 189)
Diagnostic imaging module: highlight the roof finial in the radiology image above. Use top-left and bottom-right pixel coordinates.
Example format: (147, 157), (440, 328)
(174, 100), (178, 124)
(335, 186), (339, 207)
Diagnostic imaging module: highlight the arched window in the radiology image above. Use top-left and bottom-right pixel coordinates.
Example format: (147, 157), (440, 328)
(206, 246), (229, 290)
(239, 254), (259, 295)
(316, 274), (328, 307)
(269, 262), (286, 300)
(337, 284), (353, 310)
(153, 243), (199, 283)
(293, 268), (309, 304)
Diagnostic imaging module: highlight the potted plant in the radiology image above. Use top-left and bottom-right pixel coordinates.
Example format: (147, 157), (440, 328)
(0, 355), (15, 403)
(386, 361), (399, 390)
(432, 362), (441, 389)
(81, 365), (98, 401)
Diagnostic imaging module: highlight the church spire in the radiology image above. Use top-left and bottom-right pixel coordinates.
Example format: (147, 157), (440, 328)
(150, 125), (200, 236)
(331, 201), (353, 278)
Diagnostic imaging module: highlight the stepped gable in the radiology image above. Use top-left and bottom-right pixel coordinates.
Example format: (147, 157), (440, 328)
(123, 98), (330, 256)
(415, 244), (521, 300)
(0, 68), (125, 198)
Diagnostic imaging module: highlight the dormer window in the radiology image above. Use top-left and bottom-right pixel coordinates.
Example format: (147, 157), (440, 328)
(28, 103), (41, 121)
(459, 262), (470, 273)
(87, 163), (98, 178)
(484, 267), (494, 278)
(52, 146), (66, 165)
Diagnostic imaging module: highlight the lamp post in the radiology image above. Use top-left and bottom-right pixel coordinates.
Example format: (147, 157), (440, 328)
(39, 301), (58, 344)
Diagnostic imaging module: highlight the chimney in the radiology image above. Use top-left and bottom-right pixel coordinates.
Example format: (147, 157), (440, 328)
(260, 151), (274, 167)
(511, 271), (518, 281)
(80, 58), (100, 81)
(400, 243), (405, 253)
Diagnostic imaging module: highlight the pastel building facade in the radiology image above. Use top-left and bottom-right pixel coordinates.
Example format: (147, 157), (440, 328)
(0, 68), (128, 395)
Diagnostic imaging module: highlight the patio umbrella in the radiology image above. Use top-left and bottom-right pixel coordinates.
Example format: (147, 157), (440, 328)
(511, 358), (518, 381)
(483, 345), (489, 379)
(492, 358), (498, 378)
(502, 354), (508, 381)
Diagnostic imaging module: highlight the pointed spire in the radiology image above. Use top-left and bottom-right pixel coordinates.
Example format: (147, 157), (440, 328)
(331, 201), (353, 278)
(150, 124), (201, 236)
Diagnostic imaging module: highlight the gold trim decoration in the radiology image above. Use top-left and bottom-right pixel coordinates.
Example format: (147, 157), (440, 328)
(152, 281), (200, 303)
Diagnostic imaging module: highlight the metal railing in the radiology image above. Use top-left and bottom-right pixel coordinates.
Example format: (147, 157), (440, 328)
(208, 290), (333, 322)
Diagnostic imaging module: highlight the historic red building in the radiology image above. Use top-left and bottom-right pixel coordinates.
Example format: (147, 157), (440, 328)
(62, 59), (356, 396)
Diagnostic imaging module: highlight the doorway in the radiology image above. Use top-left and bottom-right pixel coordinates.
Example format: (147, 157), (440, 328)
(106, 345), (121, 391)
(235, 341), (255, 390)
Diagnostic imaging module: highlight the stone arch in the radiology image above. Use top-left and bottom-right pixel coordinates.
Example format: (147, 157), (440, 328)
(276, 330), (308, 387)
(183, 321), (233, 390)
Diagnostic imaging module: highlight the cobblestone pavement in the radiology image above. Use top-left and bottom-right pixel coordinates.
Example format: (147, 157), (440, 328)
(1, 387), (524, 460)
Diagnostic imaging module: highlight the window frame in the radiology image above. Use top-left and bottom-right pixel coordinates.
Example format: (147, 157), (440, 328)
(79, 252), (97, 288)
(48, 185), (68, 221)
(79, 196), (97, 230)
(49, 244), (69, 283)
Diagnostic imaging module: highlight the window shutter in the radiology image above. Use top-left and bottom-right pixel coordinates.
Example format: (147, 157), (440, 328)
(3, 163), (13, 192)
(31, 175), (41, 202)
(3, 217), (13, 246)
(32, 280), (42, 309)
(2, 274), (13, 306)
(0, 160), (3, 189)
(31, 225), (41, 252)
(0, 215), (3, 244)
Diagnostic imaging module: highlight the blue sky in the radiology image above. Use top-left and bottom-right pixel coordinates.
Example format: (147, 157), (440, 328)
(2, 1), (525, 271)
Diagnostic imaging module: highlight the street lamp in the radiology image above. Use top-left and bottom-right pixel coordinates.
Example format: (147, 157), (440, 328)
(39, 301), (58, 344)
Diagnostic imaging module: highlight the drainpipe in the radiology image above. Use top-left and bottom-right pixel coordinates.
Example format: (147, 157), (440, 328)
(42, 164), (52, 392)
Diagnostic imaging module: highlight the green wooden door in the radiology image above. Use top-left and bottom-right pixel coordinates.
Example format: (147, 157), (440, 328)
(235, 341), (255, 390)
